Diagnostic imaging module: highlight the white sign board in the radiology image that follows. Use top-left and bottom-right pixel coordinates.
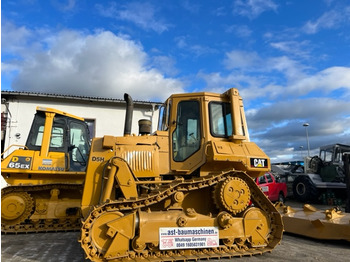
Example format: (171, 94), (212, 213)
(159, 227), (219, 250)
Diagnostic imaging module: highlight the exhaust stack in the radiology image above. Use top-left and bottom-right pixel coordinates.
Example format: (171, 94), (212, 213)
(123, 93), (134, 136)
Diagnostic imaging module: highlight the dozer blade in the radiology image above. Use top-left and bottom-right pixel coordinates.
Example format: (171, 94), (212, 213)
(275, 203), (350, 241)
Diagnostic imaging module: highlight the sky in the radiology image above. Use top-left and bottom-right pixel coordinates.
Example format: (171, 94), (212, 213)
(2, 0), (350, 163)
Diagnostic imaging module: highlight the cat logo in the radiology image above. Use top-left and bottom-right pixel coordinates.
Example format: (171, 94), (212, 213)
(250, 158), (268, 168)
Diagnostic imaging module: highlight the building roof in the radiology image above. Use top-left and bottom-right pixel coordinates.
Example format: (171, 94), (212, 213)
(1, 90), (162, 107)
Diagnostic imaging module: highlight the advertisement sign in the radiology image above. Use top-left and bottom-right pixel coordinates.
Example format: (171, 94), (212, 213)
(159, 227), (219, 250)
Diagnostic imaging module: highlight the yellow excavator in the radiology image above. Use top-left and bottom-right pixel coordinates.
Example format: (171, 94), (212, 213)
(1, 107), (91, 232)
(78, 88), (284, 261)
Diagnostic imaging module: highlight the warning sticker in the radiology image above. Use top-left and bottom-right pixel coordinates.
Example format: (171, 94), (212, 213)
(159, 227), (219, 250)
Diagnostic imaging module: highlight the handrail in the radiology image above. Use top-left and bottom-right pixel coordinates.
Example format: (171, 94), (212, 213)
(1, 144), (28, 158)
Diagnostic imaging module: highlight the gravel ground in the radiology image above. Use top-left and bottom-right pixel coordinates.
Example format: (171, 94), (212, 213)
(2, 200), (349, 262)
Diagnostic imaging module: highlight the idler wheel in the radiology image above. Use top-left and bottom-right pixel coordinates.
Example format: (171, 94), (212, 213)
(1, 192), (34, 225)
(214, 177), (250, 214)
(242, 207), (270, 247)
(89, 211), (123, 253)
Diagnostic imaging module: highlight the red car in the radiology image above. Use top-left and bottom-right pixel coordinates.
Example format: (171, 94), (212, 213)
(255, 172), (287, 203)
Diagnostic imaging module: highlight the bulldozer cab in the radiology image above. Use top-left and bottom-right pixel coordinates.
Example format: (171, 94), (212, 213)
(158, 88), (267, 176)
(1, 107), (91, 233)
(1, 107), (91, 186)
(25, 107), (91, 172)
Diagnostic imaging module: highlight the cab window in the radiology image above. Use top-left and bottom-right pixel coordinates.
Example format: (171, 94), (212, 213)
(209, 102), (232, 137)
(157, 101), (171, 131)
(69, 121), (90, 169)
(26, 113), (65, 152)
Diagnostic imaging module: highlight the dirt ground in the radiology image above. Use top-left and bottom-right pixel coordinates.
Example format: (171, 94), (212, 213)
(2, 200), (349, 262)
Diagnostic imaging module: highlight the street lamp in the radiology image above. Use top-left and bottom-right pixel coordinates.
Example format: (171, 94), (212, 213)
(303, 123), (310, 156)
(299, 146), (303, 159)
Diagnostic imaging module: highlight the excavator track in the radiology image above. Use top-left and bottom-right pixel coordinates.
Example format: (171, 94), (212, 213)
(80, 171), (283, 261)
(1, 184), (82, 234)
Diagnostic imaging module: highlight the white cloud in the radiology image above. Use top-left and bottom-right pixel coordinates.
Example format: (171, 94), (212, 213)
(223, 50), (261, 70)
(51, 0), (76, 12)
(96, 2), (169, 33)
(174, 36), (217, 57)
(181, 1), (200, 14)
(247, 97), (350, 156)
(302, 9), (346, 34)
(225, 25), (252, 38)
(222, 50), (307, 85)
(269, 41), (311, 59)
(151, 55), (179, 77)
(5, 27), (184, 101)
(288, 67), (350, 96)
(2, 21), (32, 54)
(214, 50), (350, 100)
(233, 0), (278, 19)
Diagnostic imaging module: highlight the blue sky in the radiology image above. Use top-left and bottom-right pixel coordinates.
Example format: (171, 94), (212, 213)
(2, 0), (350, 162)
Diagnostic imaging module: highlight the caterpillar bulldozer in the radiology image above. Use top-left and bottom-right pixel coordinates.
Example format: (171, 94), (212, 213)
(1, 107), (91, 233)
(79, 88), (283, 261)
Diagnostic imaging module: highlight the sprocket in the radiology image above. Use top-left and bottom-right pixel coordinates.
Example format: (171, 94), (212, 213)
(213, 176), (251, 215)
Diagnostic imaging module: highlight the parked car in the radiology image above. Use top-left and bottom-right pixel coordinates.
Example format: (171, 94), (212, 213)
(271, 163), (301, 198)
(255, 172), (287, 203)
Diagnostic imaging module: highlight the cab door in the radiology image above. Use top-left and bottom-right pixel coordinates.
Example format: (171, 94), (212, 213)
(26, 112), (90, 173)
(169, 97), (205, 174)
(26, 112), (68, 173)
(68, 120), (90, 172)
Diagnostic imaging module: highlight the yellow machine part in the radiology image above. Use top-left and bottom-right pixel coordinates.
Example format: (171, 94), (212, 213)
(276, 203), (350, 241)
(79, 88), (282, 261)
(1, 106), (89, 233)
(80, 171), (283, 261)
(1, 185), (83, 233)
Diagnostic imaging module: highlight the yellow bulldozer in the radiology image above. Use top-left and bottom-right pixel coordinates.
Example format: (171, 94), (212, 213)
(1, 107), (91, 232)
(2, 87), (349, 260)
(78, 88), (283, 261)
(1, 88), (284, 260)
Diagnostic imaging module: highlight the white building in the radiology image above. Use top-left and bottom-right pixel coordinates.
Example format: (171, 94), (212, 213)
(1, 91), (162, 157)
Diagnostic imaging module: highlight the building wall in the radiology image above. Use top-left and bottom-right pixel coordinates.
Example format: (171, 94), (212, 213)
(1, 94), (160, 157)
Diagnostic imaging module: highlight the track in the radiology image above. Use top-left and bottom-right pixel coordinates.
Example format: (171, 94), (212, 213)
(1, 184), (83, 233)
(80, 170), (283, 261)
